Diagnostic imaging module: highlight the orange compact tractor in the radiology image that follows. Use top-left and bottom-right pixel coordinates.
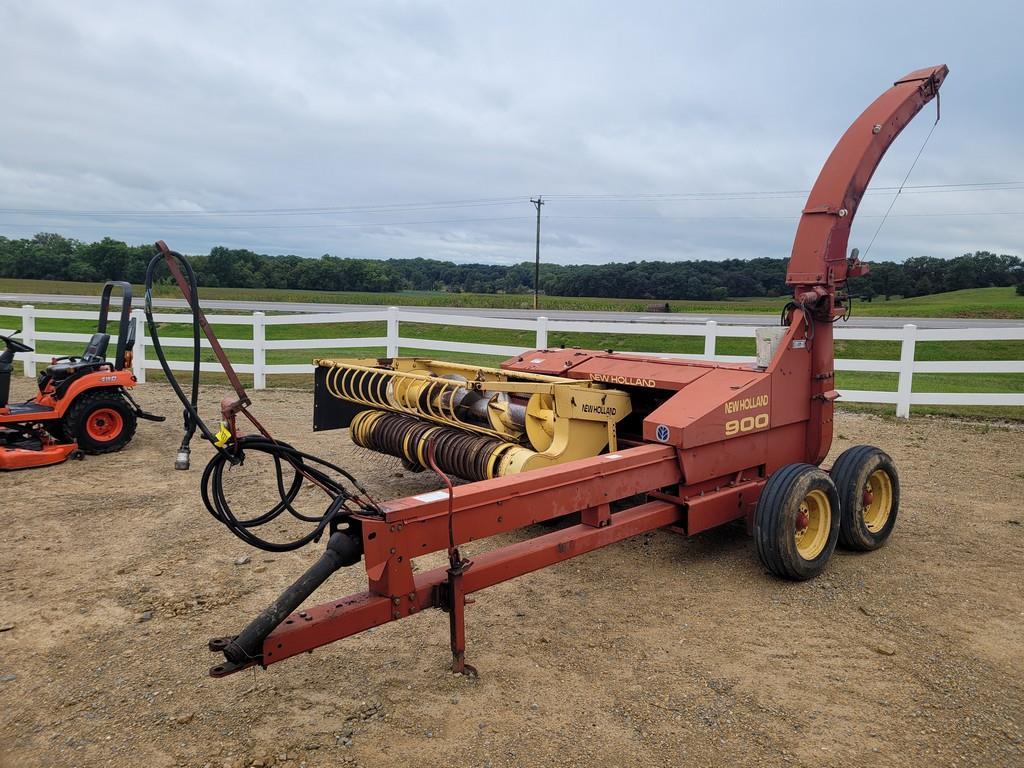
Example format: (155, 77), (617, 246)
(143, 66), (947, 678)
(0, 281), (162, 470)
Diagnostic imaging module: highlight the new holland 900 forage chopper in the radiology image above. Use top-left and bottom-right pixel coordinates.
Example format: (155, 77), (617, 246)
(148, 66), (946, 678)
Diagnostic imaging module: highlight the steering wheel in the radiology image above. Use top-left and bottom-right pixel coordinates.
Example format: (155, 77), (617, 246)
(0, 331), (33, 353)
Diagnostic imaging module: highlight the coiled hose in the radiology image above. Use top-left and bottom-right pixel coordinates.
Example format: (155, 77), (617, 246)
(143, 244), (380, 553)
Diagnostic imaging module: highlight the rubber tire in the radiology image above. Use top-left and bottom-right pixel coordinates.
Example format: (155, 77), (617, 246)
(755, 463), (841, 581)
(63, 389), (137, 455)
(831, 445), (900, 551)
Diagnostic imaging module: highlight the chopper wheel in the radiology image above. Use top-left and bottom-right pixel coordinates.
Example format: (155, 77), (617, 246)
(831, 445), (900, 551)
(63, 389), (138, 454)
(754, 463), (840, 581)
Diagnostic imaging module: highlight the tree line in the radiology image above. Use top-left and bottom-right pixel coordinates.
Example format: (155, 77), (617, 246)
(1, 233), (1021, 299)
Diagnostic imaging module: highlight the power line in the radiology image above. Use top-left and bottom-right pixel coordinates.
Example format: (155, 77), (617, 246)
(1, 211), (1021, 239)
(0, 196), (530, 218)
(543, 181), (1024, 201)
(0, 181), (1021, 219)
(546, 211), (1024, 221)
(0, 215), (533, 232)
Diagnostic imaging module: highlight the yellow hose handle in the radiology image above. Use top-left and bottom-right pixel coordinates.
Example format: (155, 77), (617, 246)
(214, 421), (233, 448)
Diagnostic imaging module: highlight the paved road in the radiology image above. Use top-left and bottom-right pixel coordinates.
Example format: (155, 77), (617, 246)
(1, 291), (1021, 328)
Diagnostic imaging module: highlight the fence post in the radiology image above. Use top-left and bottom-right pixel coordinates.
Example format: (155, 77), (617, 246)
(131, 308), (146, 383)
(252, 311), (266, 390)
(536, 316), (549, 349)
(895, 323), (917, 418)
(386, 306), (400, 358)
(21, 305), (35, 377)
(703, 320), (718, 360)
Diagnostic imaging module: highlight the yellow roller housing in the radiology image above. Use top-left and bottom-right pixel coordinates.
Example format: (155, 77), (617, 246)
(315, 357), (632, 478)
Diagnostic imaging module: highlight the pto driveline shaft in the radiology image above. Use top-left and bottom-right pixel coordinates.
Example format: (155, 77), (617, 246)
(219, 531), (361, 665)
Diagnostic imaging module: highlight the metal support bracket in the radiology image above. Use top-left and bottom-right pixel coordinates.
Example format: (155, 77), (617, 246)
(444, 553), (477, 677)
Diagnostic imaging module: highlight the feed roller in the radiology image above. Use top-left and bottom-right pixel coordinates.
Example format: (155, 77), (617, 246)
(350, 410), (525, 481)
(314, 357), (632, 478)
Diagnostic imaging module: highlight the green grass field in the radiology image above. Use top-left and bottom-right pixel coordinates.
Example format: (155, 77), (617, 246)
(1, 279), (1021, 419)
(1, 278), (1022, 319)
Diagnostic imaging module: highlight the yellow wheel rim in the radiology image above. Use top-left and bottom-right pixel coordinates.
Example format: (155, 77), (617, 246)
(862, 469), (893, 533)
(794, 489), (831, 560)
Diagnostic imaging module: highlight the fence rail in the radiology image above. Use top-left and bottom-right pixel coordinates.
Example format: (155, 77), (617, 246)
(2, 304), (1022, 418)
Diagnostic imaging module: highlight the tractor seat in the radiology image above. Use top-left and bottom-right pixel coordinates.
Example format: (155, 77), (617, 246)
(41, 333), (111, 383)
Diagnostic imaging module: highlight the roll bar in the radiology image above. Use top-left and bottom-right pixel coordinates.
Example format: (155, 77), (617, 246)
(98, 280), (134, 371)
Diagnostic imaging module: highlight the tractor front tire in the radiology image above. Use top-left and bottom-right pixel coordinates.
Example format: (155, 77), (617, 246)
(831, 445), (900, 551)
(755, 463), (840, 581)
(64, 389), (137, 455)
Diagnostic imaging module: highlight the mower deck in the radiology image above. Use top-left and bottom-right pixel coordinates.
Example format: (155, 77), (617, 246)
(0, 429), (79, 470)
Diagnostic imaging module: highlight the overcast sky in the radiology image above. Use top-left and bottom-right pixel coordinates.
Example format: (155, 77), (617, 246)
(1, 1), (1021, 266)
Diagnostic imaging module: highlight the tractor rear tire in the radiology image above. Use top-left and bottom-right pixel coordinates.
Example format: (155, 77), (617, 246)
(755, 463), (840, 581)
(63, 389), (137, 455)
(831, 445), (899, 551)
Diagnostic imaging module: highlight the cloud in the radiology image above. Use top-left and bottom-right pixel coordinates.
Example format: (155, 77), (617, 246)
(0, 0), (1020, 265)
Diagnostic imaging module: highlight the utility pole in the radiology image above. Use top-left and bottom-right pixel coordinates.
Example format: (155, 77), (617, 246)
(530, 196), (544, 310)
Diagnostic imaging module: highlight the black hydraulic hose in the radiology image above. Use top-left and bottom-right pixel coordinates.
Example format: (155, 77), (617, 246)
(143, 250), (225, 458)
(143, 245), (381, 553)
(201, 434), (372, 552)
(781, 300), (815, 342)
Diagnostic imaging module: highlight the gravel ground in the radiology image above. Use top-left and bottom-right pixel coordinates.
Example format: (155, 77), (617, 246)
(1, 380), (1022, 768)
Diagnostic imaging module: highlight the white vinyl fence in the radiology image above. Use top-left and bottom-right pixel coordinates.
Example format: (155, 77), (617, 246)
(2, 304), (1022, 418)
